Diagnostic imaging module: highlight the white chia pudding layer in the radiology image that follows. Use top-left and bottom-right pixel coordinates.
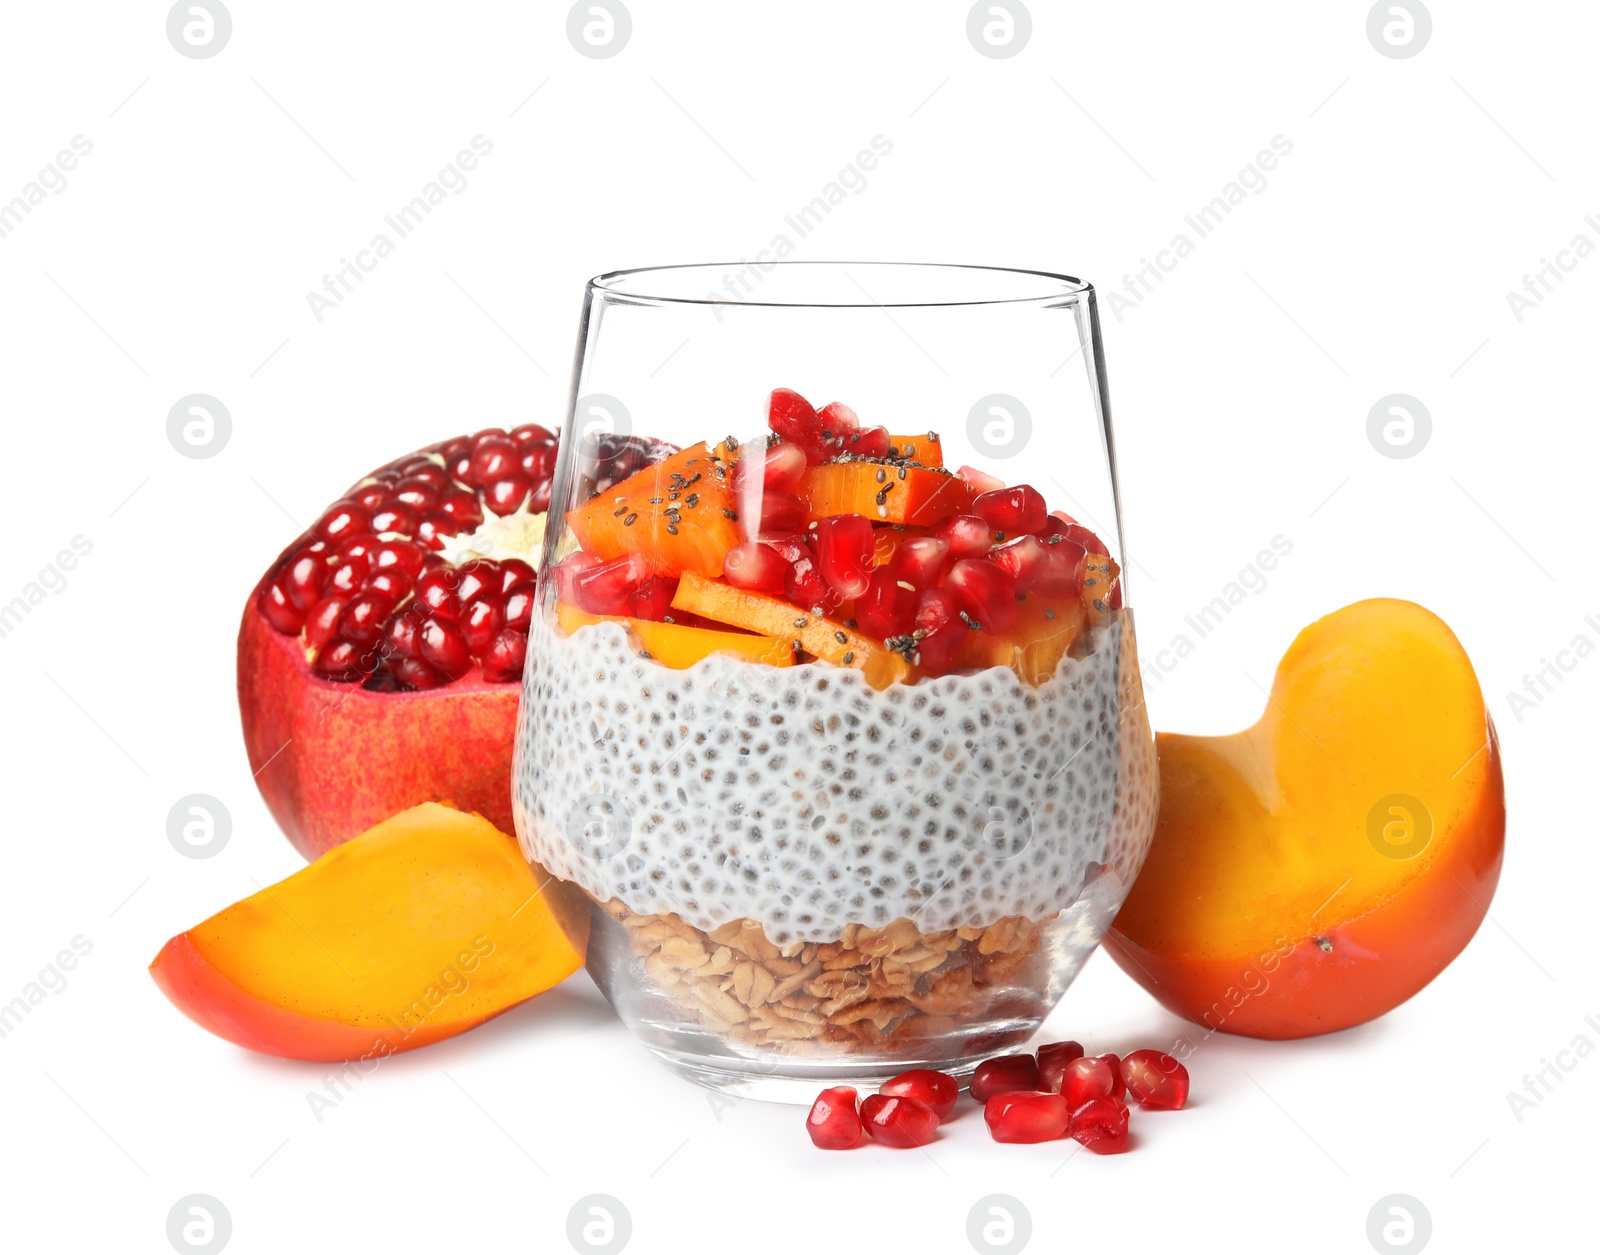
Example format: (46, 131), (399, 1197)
(514, 610), (1158, 945)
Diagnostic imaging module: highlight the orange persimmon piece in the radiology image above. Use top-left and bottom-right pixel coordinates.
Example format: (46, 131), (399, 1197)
(956, 595), (1087, 684)
(1104, 599), (1505, 1039)
(555, 602), (794, 668)
(149, 803), (589, 1061)
(887, 433), (944, 467)
(672, 571), (910, 689)
(798, 463), (976, 525)
(565, 442), (738, 577)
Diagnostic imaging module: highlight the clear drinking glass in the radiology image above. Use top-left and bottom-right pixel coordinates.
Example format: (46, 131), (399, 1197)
(513, 262), (1158, 1098)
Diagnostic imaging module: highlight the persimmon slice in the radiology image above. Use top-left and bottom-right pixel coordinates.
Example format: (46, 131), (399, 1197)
(149, 803), (589, 1061)
(565, 442), (738, 577)
(671, 571), (910, 689)
(555, 602), (794, 668)
(798, 463), (975, 525)
(1105, 599), (1505, 1038)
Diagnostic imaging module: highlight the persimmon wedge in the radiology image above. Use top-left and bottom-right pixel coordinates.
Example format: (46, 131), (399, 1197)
(555, 602), (794, 668)
(1104, 599), (1505, 1039)
(150, 803), (589, 1061)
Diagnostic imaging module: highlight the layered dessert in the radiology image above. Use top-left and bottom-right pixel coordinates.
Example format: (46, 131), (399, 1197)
(514, 389), (1156, 1056)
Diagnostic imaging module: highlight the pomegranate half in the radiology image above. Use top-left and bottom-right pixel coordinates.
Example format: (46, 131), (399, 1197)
(239, 427), (662, 859)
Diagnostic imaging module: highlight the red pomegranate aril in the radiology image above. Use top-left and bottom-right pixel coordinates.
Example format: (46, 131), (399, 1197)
(762, 534), (810, 565)
(911, 588), (966, 673)
(785, 555), (840, 616)
(1061, 521), (1109, 558)
(455, 562), (499, 607)
(844, 426), (891, 459)
(1036, 1040), (1086, 1094)
(973, 484), (1048, 538)
(480, 628), (527, 683)
(394, 656), (444, 690)
(461, 597), (504, 653)
(859, 1093), (939, 1148)
(945, 558), (1018, 635)
(806, 1086), (864, 1150)
(878, 1070), (958, 1121)
(485, 476), (531, 516)
(816, 400), (859, 435)
(316, 500), (369, 543)
(813, 515), (875, 601)
(1097, 1054), (1127, 1103)
(958, 464), (1006, 494)
(528, 479), (553, 513)
(353, 483), (390, 511)
(337, 593), (396, 647)
(415, 512), (455, 551)
(415, 568), (461, 620)
(520, 442), (557, 481)
(438, 489), (484, 523)
(510, 423), (556, 444)
(991, 536), (1046, 594)
(1120, 1050), (1189, 1110)
(970, 1054), (1040, 1103)
(329, 557), (368, 595)
(887, 536), (951, 589)
(259, 579), (305, 633)
(448, 451), (476, 485)
(418, 616), (472, 679)
(470, 437), (519, 483)
(1069, 1097), (1130, 1154)
(550, 552), (599, 604)
(628, 576), (678, 621)
(385, 611), (421, 658)
(1036, 538), (1087, 597)
(502, 582), (536, 632)
(372, 539), (426, 576)
(985, 1091), (1070, 1144)
(304, 595), (347, 649)
(368, 504), (416, 537)
(769, 388), (838, 464)
(497, 559), (535, 591)
(759, 490), (808, 535)
(571, 552), (647, 616)
(365, 569), (413, 601)
(284, 552), (328, 610)
(761, 442), (808, 494)
(857, 566), (916, 639)
(394, 477), (439, 509)
(723, 541), (789, 595)
(1060, 1056), (1118, 1110)
(313, 638), (368, 682)
(932, 514), (992, 561)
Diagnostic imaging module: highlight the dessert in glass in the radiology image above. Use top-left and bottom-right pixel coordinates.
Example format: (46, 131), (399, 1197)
(513, 262), (1157, 1097)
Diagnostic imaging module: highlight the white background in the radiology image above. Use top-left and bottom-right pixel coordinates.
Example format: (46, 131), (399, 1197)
(1, 3), (1595, 1252)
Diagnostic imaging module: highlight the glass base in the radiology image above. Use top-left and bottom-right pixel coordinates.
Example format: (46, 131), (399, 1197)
(645, 1043), (1012, 1105)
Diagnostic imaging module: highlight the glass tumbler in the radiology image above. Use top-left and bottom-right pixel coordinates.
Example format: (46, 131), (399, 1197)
(513, 262), (1157, 1098)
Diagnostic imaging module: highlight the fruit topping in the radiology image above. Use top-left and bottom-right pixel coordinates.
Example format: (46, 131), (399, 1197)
(860, 1093), (940, 1148)
(1060, 1056), (1119, 1110)
(878, 1069), (959, 1120)
(1068, 1097), (1130, 1154)
(970, 1053), (1041, 1102)
(566, 442), (739, 577)
(806, 1086), (865, 1149)
(984, 1091), (1071, 1143)
(1035, 1040), (1086, 1093)
(1120, 1050), (1190, 1110)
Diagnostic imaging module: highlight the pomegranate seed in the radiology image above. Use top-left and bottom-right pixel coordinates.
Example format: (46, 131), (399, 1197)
(284, 552), (328, 610)
(910, 588), (965, 673)
(448, 451), (476, 485)
(393, 478), (439, 509)
(844, 425), (891, 459)
(497, 559), (535, 591)
(758, 490), (807, 535)
(461, 596), (504, 653)
(806, 1086), (863, 1150)
(1121, 1050), (1189, 1110)
(394, 656), (443, 690)
(856, 566), (916, 639)
(329, 557), (368, 595)
(528, 479), (553, 513)
(762, 533), (810, 565)
(785, 555), (840, 615)
(944, 558), (1018, 635)
(1035, 538), (1087, 596)
(485, 475), (530, 516)
(313, 638), (368, 682)
(572, 552), (647, 615)
(628, 576), (678, 621)
(1097, 1054), (1128, 1103)
(957, 465), (1006, 493)
(370, 503), (418, 536)
(316, 500), (369, 543)
(353, 483), (390, 511)
(813, 515), (875, 600)
(258, 579), (305, 633)
(816, 400), (860, 435)
(502, 581), (536, 631)
(973, 484), (1048, 538)
(769, 388), (839, 464)
(723, 541), (789, 594)
(470, 436), (518, 483)
(456, 561), (499, 607)
(415, 512), (456, 551)
(510, 423), (555, 444)
(985, 1091), (1070, 1143)
(859, 1093), (939, 1148)
(304, 595), (347, 648)
(479, 628), (527, 683)
(385, 611), (421, 658)
(415, 568), (461, 619)
(550, 552), (599, 604)
(438, 489), (484, 524)
(337, 592), (395, 647)
(887, 537), (950, 589)
(365, 569), (413, 601)
(1069, 1097), (1130, 1154)
(520, 442), (558, 480)
(1060, 1056), (1118, 1110)
(418, 616), (472, 679)
(1061, 521), (1109, 557)
(878, 1070), (958, 1121)
(971, 1054), (1041, 1103)
(761, 442), (808, 494)
(1036, 1041), (1086, 1094)
(372, 539), (425, 577)
(990, 536), (1046, 594)
(932, 515), (992, 560)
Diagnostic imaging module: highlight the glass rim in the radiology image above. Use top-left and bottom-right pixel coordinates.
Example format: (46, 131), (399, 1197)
(589, 260), (1093, 309)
